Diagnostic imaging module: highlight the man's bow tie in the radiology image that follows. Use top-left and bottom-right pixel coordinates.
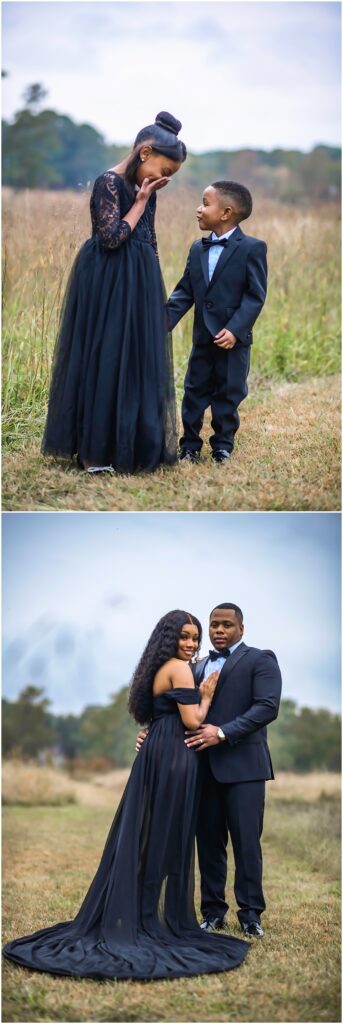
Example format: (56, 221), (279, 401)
(209, 648), (231, 660)
(202, 237), (229, 249)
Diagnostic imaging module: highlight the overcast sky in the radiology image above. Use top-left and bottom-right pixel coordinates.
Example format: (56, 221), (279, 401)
(2, 1), (341, 151)
(2, 512), (340, 715)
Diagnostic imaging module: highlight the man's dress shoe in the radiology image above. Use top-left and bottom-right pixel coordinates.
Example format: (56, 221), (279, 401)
(241, 921), (264, 937)
(200, 916), (228, 932)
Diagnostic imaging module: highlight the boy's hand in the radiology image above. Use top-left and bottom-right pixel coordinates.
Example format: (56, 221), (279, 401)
(213, 329), (237, 349)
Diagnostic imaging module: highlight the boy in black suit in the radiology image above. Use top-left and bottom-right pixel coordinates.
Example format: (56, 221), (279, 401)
(166, 181), (267, 463)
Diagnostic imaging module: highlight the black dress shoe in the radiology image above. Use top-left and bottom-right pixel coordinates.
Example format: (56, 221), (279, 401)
(241, 921), (264, 937)
(211, 449), (231, 464)
(200, 916), (228, 932)
(179, 449), (200, 464)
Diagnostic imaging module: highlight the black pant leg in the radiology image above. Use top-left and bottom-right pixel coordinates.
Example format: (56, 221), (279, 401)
(196, 756), (229, 919)
(180, 344), (214, 451)
(210, 345), (251, 452)
(223, 780), (266, 925)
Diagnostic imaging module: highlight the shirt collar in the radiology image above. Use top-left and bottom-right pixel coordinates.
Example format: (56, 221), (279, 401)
(211, 226), (237, 242)
(229, 638), (243, 654)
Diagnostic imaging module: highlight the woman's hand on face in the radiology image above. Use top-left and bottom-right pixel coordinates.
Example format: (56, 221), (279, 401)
(136, 177), (170, 203)
(199, 671), (219, 700)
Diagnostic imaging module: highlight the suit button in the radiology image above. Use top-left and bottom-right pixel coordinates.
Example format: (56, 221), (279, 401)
(206, 301), (213, 309)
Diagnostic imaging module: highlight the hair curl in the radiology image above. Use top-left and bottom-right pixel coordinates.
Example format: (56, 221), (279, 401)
(125, 111), (187, 189)
(128, 609), (202, 725)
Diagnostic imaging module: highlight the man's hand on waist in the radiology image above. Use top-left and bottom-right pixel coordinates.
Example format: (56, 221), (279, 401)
(184, 724), (226, 750)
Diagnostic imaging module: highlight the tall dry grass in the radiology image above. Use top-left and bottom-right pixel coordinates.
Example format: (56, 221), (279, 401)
(2, 760), (76, 806)
(2, 760), (340, 807)
(2, 187), (341, 452)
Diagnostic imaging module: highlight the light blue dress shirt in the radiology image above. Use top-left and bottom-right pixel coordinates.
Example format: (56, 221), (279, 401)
(208, 226), (237, 281)
(202, 638), (243, 679)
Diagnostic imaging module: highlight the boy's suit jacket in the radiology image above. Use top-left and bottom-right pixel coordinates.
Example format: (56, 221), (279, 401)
(166, 226), (267, 347)
(192, 642), (281, 783)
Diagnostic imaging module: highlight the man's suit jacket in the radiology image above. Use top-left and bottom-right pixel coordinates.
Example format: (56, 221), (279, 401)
(192, 642), (282, 784)
(166, 226), (267, 347)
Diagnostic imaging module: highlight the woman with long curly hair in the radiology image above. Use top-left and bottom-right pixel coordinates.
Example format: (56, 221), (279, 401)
(3, 611), (249, 981)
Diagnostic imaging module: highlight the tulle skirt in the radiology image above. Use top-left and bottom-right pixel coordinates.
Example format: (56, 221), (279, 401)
(42, 236), (178, 472)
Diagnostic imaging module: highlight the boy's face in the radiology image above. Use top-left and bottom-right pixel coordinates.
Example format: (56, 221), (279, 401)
(197, 186), (236, 233)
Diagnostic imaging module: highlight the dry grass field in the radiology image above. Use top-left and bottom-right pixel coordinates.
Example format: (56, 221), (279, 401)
(2, 188), (341, 511)
(2, 764), (341, 1023)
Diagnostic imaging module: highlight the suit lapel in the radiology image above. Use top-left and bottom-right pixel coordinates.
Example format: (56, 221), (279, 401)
(207, 226), (243, 290)
(199, 243), (210, 287)
(192, 657), (209, 686)
(212, 642), (249, 701)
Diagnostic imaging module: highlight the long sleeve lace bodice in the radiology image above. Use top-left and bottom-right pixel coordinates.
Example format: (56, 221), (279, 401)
(90, 170), (159, 255)
(90, 171), (132, 250)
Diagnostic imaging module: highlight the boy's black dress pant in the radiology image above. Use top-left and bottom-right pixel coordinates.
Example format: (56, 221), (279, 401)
(180, 340), (251, 453)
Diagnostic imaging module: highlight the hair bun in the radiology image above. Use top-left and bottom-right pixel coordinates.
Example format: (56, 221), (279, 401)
(155, 111), (182, 135)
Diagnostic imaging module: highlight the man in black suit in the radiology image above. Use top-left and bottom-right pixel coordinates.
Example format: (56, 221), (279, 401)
(185, 602), (282, 937)
(166, 181), (267, 463)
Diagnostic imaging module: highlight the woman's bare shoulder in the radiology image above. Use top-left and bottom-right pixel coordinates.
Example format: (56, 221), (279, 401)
(169, 660), (195, 688)
(153, 659), (194, 695)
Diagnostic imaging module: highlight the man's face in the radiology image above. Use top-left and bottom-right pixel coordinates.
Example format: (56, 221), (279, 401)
(209, 608), (244, 651)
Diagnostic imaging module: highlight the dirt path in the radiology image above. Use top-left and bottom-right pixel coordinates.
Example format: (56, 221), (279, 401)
(2, 375), (340, 511)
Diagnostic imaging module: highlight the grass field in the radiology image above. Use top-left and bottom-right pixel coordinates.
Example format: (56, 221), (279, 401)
(2, 768), (341, 1023)
(2, 188), (341, 511)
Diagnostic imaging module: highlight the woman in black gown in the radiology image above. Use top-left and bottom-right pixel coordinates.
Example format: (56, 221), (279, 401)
(3, 610), (249, 981)
(41, 112), (185, 474)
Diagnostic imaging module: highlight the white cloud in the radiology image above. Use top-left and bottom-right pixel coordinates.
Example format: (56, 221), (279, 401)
(2, 2), (340, 149)
(2, 512), (340, 713)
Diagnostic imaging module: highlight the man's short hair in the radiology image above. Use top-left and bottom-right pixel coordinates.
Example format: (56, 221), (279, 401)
(211, 180), (252, 222)
(210, 603), (244, 624)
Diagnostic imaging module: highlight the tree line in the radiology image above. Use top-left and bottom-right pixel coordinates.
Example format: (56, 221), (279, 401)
(2, 82), (341, 202)
(2, 686), (340, 773)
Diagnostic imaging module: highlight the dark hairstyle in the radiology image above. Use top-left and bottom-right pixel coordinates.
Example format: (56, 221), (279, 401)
(125, 111), (187, 188)
(210, 603), (244, 624)
(211, 180), (252, 222)
(128, 609), (202, 725)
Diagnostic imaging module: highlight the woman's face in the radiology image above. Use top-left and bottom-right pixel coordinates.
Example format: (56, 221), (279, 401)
(135, 144), (181, 185)
(177, 622), (200, 661)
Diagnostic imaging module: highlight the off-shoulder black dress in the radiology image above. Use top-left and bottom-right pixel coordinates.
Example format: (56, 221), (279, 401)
(41, 171), (177, 472)
(3, 689), (249, 980)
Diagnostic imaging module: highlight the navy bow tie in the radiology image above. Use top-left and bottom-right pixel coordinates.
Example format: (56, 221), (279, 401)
(202, 237), (229, 249)
(209, 648), (231, 660)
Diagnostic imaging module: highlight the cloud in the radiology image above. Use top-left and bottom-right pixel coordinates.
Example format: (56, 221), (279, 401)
(2, 2), (340, 149)
(2, 512), (340, 714)
(104, 592), (129, 610)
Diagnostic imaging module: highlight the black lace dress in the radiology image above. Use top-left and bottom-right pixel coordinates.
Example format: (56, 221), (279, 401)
(3, 690), (249, 980)
(41, 171), (178, 472)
